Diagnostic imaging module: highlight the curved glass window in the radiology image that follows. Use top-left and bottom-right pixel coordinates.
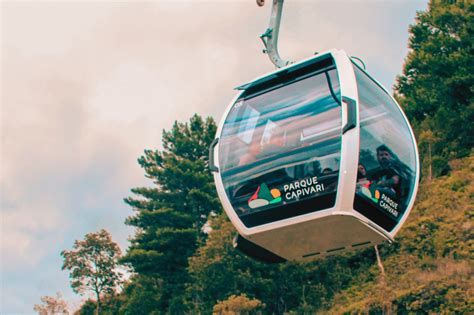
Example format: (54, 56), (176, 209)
(353, 64), (417, 231)
(219, 64), (341, 227)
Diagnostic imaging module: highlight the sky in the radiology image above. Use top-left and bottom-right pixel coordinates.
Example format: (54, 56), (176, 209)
(1, 1), (427, 313)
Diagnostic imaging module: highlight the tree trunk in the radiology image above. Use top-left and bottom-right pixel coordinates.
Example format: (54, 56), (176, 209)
(374, 245), (392, 314)
(96, 291), (101, 315)
(428, 142), (432, 182)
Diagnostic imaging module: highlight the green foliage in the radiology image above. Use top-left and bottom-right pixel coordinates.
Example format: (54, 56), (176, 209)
(394, 278), (472, 314)
(122, 114), (219, 312)
(76, 300), (97, 315)
(76, 295), (126, 315)
(61, 229), (123, 314)
(213, 294), (265, 315)
(118, 276), (162, 314)
(395, 0), (474, 175)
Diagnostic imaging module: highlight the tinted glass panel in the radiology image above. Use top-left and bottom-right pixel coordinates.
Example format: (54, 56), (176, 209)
(353, 65), (417, 231)
(219, 67), (341, 227)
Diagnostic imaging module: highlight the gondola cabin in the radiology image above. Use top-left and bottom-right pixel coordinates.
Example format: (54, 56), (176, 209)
(209, 49), (420, 263)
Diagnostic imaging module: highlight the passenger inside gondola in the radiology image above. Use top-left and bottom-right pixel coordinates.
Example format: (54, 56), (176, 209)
(371, 145), (401, 197)
(355, 143), (414, 219)
(356, 163), (371, 195)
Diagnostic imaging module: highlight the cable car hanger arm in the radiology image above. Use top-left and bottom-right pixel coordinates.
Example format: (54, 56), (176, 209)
(258, 0), (367, 71)
(258, 0), (291, 68)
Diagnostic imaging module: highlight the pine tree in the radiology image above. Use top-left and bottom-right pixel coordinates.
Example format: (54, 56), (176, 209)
(395, 0), (473, 175)
(121, 115), (219, 313)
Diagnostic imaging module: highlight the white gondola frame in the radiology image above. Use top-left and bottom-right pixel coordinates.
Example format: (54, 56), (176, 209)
(211, 49), (419, 260)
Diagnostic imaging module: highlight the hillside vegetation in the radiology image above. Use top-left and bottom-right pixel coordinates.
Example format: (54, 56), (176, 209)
(328, 155), (473, 313)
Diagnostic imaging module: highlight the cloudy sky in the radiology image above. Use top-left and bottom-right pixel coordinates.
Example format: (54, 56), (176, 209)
(1, 0), (427, 313)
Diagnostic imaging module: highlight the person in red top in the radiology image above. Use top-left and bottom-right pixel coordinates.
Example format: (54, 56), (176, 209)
(357, 163), (371, 189)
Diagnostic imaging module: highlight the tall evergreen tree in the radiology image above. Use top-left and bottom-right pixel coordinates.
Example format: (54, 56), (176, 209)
(395, 0), (473, 175)
(121, 115), (219, 313)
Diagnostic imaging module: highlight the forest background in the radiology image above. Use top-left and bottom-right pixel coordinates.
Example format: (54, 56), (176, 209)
(2, 1), (472, 314)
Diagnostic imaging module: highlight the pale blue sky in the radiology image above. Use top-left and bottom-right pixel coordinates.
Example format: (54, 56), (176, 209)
(1, 1), (427, 313)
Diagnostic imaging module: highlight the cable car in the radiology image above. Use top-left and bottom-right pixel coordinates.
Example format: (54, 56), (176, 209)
(209, 49), (420, 262)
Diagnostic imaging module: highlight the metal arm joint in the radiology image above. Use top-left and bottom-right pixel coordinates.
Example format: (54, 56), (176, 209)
(258, 0), (291, 68)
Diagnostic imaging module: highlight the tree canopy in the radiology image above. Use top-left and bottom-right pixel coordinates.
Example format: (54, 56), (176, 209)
(121, 114), (219, 313)
(61, 229), (123, 314)
(395, 0), (473, 174)
(33, 292), (69, 315)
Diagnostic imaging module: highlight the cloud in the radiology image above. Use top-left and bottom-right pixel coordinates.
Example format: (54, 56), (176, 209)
(1, 199), (62, 269)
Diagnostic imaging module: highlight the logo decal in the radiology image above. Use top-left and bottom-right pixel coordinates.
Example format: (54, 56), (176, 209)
(374, 189), (381, 201)
(360, 186), (380, 203)
(365, 187), (399, 218)
(248, 183), (282, 209)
